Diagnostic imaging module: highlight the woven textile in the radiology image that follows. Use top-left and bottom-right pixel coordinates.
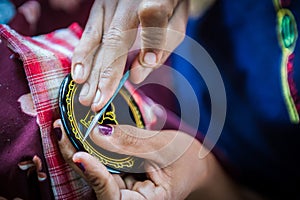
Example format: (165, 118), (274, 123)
(0, 22), (187, 199)
(0, 23), (95, 200)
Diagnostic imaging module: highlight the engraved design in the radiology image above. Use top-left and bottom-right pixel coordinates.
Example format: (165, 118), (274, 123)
(65, 80), (144, 169)
(80, 104), (118, 129)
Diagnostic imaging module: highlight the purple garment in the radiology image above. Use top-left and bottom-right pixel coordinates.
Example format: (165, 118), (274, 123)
(0, 41), (53, 199)
(0, 1), (187, 199)
(0, 41), (185, 200)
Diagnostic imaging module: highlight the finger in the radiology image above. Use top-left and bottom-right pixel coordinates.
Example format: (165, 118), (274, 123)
(53, 119), (77, 163)
(90, 124), (194, 166)
(78, 51), (102, 107)
(77, 1), (118, 107)
(124, 175), (138, 190)
(72, 151), (121, 199)
(89, 0), (139, 111)
(160, 0), (189, 65)
(113, 174), (126, 189)
(130, 0), (188, 84)
(18, 1), (41, 25)
(53, 119), (85, 177)
(138, 0), (175, 65)
(132, 180), (165, 199)
(120, 189), (146, 200)
(71, 0), (103, 84)
(102, 0), (118, 32)
(129, 55), (154, 84)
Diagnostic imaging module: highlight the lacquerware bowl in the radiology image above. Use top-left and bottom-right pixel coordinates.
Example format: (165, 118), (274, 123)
(58, 74), (144, 173)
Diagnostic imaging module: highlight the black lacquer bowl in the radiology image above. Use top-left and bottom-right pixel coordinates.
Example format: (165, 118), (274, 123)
(58, 74), (145, 173)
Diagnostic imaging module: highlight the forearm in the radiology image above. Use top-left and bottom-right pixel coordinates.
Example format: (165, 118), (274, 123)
(187, 151), (266, 200)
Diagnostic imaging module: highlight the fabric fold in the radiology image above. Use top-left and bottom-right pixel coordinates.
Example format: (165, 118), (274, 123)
(0, 23), (93, 200)
(0, 22), (196, 199)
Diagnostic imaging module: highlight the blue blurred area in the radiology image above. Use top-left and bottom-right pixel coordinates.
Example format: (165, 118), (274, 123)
(172, 1), (300, 199)
(0, 0), (15, 24)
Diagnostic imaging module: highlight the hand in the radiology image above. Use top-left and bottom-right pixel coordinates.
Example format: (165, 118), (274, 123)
(54, 119), (212, 199)
(49, 0), (82, 13)
(18, 1), (41, 31)
(71, 0), (189, 112)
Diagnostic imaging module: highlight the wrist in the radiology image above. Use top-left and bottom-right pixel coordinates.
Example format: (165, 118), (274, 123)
(188, 146), (241, 200)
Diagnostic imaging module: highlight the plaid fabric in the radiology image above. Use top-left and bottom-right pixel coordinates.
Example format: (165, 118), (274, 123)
(0, 23), (95, 200)
(0, 22), (183, 200)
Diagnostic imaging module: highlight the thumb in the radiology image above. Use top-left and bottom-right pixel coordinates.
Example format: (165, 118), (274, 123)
(138, 1), (170, 67)
(130, 0), (188, 84)
(90, 124), (194, 167)
(72, 152), (121, 200)
(53, 120), (121, 199)
(129, 26), (166, 84)
(129, 1), (172, 84)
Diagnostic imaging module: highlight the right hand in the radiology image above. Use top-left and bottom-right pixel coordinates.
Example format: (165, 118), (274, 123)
(54, 119), (213, 200)
(71, 0), (189, 112)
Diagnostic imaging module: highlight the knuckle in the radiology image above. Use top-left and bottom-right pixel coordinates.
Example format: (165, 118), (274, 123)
(115, 126), (139, 147)
(141, 27), (166, 49)
(102, 27), (125, 48)
(61, 149), (74, 164)
(83, 25), (102, 41)
(72, 44), (96, 63)
(89, 175), (103, 189)
(139, 1), (171, 20)
(121, 134), (138, 147)
(100, 66), (113, 79)
(86, 172), (109, 191)
(58, 140), (75, 163)
(72, 48), (87, 59)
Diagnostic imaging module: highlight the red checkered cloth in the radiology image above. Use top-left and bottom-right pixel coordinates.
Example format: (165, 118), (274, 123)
(0, 23), (95, 200)
(0, 22), (185, 200)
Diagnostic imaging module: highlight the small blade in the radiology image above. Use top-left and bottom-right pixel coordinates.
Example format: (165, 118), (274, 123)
(83, 71), (130, 141)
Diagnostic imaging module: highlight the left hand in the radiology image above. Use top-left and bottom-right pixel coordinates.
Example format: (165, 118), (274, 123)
(53, 119), (211, 200)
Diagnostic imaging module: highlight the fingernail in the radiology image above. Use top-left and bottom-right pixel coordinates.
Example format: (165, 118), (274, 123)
(37, 172), (47, 182)
(143, 52), (157, 66)
(9, 54), (15, 60)
(73, 63), (83, 79)
(98, 124), (113, 136)
(80, 83), (89, 97)
(53, 128), (62, 141)
(93, 90), (101, 104)
(75, 162), (85, 172)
